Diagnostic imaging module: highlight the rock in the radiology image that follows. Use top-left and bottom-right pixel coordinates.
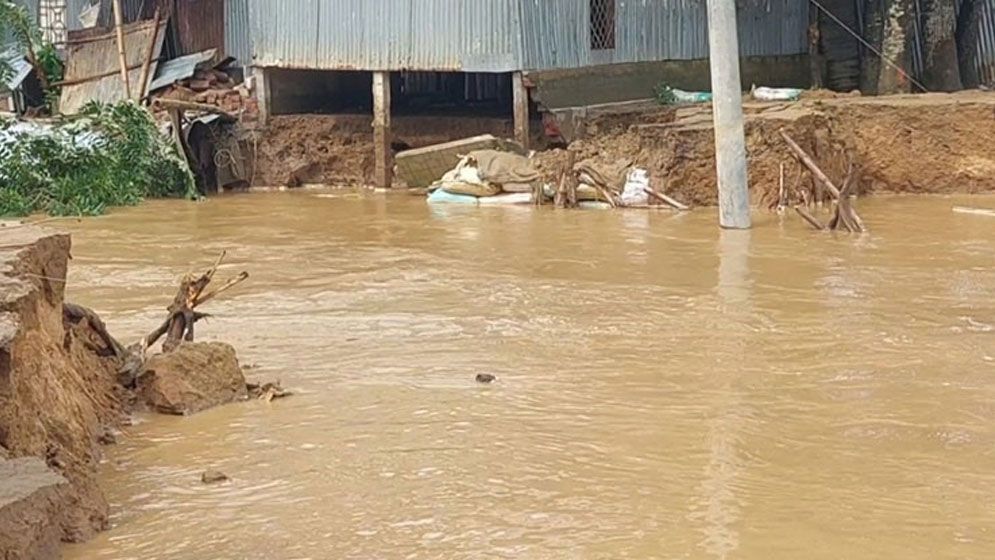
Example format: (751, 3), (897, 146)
(137, 342), (247, 415)
(475, 373), (496, 384)
(200, 470), (228, 484)
(0, 457), (70, 560)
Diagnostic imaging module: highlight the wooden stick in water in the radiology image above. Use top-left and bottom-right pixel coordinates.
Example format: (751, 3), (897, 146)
(780, 130), (841, 199)
(643, 187), (690, 211)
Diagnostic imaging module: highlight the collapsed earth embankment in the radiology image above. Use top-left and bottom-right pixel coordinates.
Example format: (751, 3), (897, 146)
(0, 227), (252, 558)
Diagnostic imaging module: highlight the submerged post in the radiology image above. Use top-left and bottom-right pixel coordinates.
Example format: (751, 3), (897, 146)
(372, 71), (393, 189)
(706, 0), (751, 229)
(512, 72), (530, 150)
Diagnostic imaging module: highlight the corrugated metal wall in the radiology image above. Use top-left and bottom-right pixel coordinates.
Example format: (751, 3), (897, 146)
(248, 0), (806, 72)
(964, 0), (995, 84)
(519, 0), (808, 70)
(248, 0), (522, 71)
(225, 0), (252, 68)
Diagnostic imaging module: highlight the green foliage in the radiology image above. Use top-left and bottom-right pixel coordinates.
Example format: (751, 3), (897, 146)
(0, 102), (196, 217)
(654, 82), (677, 105)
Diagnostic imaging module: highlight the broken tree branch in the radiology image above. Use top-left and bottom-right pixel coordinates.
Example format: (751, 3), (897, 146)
(142, 252), (248, 353)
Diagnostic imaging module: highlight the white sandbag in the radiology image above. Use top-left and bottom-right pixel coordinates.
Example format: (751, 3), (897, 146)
(620, 168), (650, 206)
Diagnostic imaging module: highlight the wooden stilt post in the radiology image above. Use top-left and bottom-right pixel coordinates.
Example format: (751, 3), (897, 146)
(512, 71), (529, 150)
(372, 71), (393, 189)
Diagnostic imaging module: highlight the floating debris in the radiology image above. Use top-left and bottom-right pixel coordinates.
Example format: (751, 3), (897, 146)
(201, 470), (229, 484)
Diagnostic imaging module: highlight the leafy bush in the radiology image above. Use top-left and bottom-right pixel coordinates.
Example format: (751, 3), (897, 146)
(0, 101), (196, 217)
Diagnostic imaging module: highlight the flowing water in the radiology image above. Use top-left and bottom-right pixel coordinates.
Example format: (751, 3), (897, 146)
(61, 192), (995, 560)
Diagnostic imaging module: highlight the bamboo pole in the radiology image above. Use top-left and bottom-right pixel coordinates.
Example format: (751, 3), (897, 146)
(112, 0), (132, 99)
(137, 8), (162, 100)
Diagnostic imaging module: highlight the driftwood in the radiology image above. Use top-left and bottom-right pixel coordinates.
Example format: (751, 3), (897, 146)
(63, 303), (127, 358)
(794, 206), (826, 230)
(643, 187), (690, 211)
(142, 251), (248, 353)
(575, 163), (620, 208)
(780, 131), (841, 199)
(825, 163), (865, 233)
(554, 151), (578, 209)
(780, 130), (865, 233)
(247, 381), (293, 402)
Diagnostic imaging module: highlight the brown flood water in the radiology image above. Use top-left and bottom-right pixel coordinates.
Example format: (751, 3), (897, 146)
(61, 192), (995, 560)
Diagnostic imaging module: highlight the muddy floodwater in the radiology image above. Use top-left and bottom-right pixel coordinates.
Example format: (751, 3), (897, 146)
(61, 192), (995, 560)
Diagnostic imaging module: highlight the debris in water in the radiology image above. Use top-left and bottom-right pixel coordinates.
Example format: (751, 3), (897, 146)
(138, 250), (249, 356)
(97, 428), (118, 446)
(952, 206), (995, 218)
(201, 470), (229, 484)
(780, 130), (866, 233)
(247, 381), (293, 402)
(475, 374), (496, 384)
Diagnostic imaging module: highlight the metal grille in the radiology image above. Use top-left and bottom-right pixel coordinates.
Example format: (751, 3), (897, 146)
(589, 0), (616, 50)
(38, 0), (67, 45)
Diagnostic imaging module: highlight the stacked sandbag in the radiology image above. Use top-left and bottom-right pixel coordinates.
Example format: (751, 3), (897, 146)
(427, 150), (540, 205)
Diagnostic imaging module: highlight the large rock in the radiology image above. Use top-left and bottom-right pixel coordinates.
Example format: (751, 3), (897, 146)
(0, 227), (124, 543)
(137, 342), (247, 415)
(0, 458), (69, 560)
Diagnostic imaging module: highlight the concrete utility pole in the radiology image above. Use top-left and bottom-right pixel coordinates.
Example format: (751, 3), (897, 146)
(372, 71), (393, 189)
(706, 0), (751, 229)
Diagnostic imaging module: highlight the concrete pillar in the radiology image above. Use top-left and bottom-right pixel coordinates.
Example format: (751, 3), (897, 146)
(372, 71), (393, 189)
(512, 71), (529, 150)
(256, 67), (271, 126)
(706, 0), (751, 229)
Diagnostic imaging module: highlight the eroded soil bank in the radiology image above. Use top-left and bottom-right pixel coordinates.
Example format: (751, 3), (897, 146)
(0, 228), (124, 553)
(0, 228), (247, 558)
(253, 91), (995, 202)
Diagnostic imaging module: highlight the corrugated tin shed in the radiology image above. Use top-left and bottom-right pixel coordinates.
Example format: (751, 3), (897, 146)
(247, 0), (808, 73)
(249, 0), (522, 72)
(225, 0), (252, 68)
